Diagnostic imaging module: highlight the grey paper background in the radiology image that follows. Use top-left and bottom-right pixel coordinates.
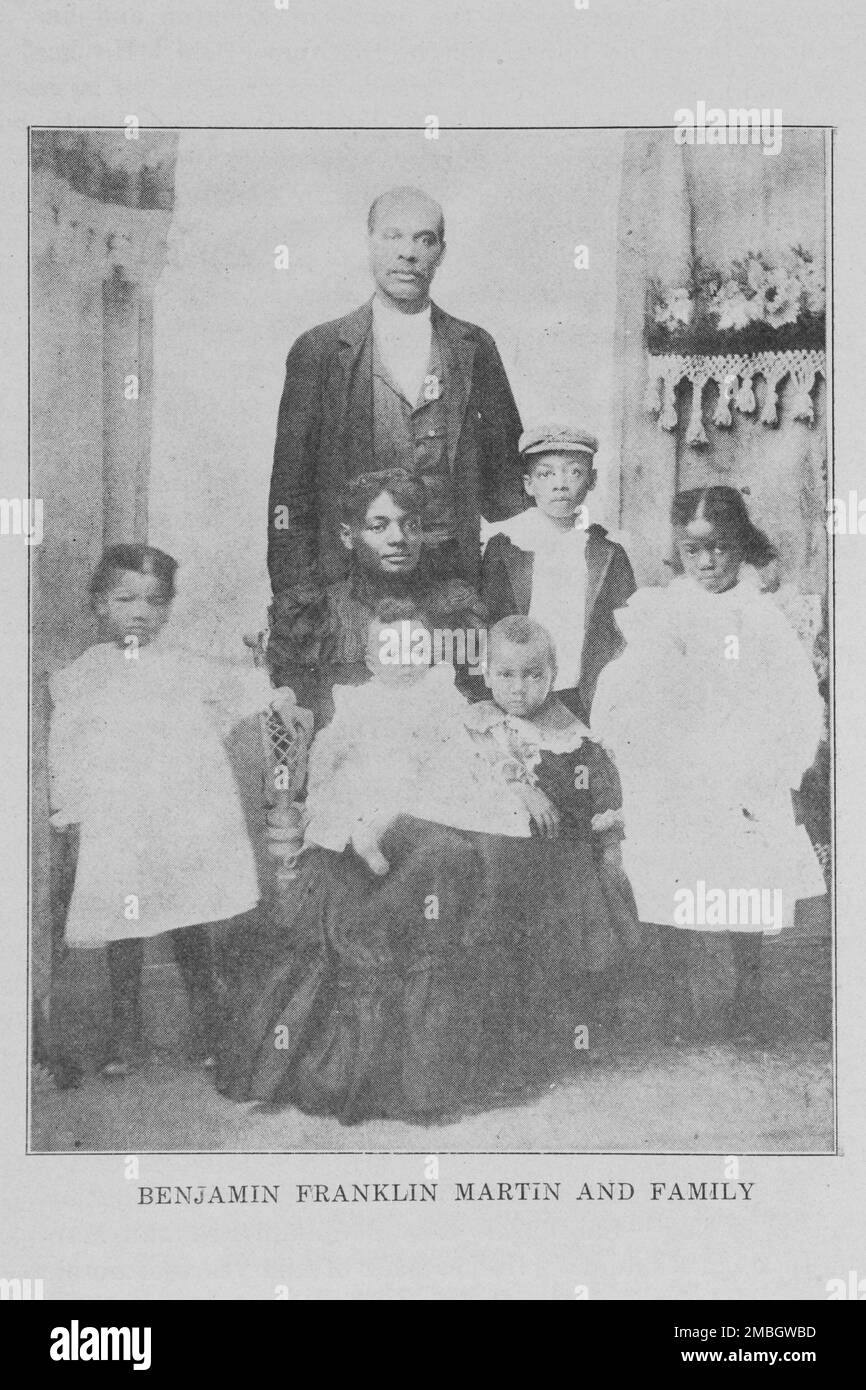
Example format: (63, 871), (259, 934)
(1, 0), (864, 1299)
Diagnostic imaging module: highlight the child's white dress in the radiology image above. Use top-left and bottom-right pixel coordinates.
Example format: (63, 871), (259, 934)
(303, 662), (531, 852)
(48, 640), (279, 947)
(591, 575), (826, 930)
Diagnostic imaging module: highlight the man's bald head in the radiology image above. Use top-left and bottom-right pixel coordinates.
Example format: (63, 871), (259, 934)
(367, 186), (445, 242)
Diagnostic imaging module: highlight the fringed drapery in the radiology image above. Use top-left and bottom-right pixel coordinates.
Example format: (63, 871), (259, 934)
(644, 349), (826, 444)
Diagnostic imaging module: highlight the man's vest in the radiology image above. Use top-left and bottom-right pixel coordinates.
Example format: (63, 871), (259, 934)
(370, 329), (455, 545)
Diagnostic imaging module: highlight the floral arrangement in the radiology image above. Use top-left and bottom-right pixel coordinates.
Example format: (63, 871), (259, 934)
(647, 247), (825, 354)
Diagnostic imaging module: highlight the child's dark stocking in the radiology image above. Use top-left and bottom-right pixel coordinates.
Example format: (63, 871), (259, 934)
(170, 925), (222, 1063)
(727, 932), (780, 1042)
(657, 924), (698, 1042)
(105, 937), (145, 1073)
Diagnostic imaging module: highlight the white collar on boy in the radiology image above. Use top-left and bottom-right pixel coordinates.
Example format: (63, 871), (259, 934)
(484, 506), (589, 553)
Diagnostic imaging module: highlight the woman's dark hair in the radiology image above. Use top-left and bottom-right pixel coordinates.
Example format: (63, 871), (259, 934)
(371, 595), (431, 629)
(670, 487), (777, 568)
(339, 469), (427, 528)
(89, 544), (178, 602)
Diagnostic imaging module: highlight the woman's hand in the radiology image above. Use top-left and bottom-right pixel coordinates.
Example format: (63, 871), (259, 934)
(515, 784), (560, 840)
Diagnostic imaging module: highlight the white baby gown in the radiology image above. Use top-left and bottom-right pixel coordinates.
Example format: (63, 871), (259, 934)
(591, 574), (826, 930)
(303, 662), (531, 852)
(48, 640), (279, 947)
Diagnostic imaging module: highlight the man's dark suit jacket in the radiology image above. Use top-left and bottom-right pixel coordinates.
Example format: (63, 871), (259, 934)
(481, 521), (637, 722)
(267, 299), (523, 594)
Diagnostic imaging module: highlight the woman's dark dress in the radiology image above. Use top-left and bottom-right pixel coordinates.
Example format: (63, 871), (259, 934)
(216, 816), (523, 1123)
(216, 712), (639, 1121)
(267, 558), (488, 727)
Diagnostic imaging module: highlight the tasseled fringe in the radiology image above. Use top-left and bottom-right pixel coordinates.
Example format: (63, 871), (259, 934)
(735, 375), (756, 413)
(643, 372), (661, 414)
(760, 377), (780, 426)
(645, 349), (824, 447)
(790, 360), (818, 422)
(712, 374), (734, 427)
(686, 378), (709, 445)
(791, 389), (815, 423)
(659, 378), (678, 431)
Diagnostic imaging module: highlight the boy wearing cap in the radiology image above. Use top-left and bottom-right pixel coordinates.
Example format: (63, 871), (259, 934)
(481, 425), (636, 722)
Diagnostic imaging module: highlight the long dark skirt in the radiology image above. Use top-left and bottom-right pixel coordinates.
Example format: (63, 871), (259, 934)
(216, 818), (639, 1123)
(216, 817), (529, 1123)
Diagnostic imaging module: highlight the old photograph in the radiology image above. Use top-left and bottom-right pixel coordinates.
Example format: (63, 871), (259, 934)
(28, 123), (832, 1157)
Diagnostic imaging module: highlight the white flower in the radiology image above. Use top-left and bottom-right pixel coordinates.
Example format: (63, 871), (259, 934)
(744, 256), (766, 293)
(754, 268), (802, 329)
(709, 279), (754, 332)
(654, 286), (694, 331)
(800, 264), (826, 315)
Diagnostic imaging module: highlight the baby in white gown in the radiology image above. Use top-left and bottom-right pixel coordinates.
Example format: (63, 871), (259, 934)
(303, 599), (530, 875)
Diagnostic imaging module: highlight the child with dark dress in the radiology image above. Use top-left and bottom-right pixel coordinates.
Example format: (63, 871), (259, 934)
(464, 615), (640, 1083)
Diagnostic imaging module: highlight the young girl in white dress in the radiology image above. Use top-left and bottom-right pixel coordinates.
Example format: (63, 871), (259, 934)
(592, 488), (826, 1043)
(49, 544), (293, 1074)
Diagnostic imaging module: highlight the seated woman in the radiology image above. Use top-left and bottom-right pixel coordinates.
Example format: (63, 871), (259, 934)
(267, 469), (487, 727)
(216, 602), (531, 1125)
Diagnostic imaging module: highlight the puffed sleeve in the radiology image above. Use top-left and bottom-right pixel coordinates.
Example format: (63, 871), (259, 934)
(181, 652), (290, 734)
(592, 586), (680, 748)
(744, 601), (825, 793)
(586, 740), (625, 846)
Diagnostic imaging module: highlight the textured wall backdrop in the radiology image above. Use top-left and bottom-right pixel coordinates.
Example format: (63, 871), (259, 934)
(147, 128), (626, 655)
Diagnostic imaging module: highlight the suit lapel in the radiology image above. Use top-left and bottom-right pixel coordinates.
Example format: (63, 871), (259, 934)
(337, 300), (374, 364)
(500, 539), (533, 614)
(336, 301), (375, 469)
(584, 524), (614, 626)
(433, 304), (476, 471)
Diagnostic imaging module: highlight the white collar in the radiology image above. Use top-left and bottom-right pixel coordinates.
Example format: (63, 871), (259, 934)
(465, 697), (591, 755)
(486, 506), (589, 553)
(372, 295), (432, 330)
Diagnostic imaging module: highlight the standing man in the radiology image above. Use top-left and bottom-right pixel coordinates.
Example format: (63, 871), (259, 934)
(267, 186), (524, 596)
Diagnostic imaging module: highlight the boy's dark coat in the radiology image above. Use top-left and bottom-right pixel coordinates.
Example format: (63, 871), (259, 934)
(481, 522), (637, 721)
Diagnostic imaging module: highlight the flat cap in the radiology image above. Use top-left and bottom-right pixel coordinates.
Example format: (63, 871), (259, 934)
(519, 424), (599, 458)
